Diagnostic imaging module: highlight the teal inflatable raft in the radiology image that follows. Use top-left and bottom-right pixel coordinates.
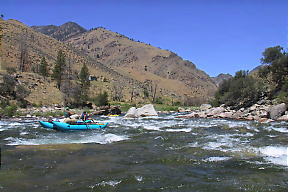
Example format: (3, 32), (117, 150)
(39, 121), (55, 129)
(51, 121), (108, 131)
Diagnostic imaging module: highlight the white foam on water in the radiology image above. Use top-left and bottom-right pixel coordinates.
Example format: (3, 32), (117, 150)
(259, 146), (288, 166)
(202, 134), (235, 151)
(98, 133), (128, 144)
(143, 125), (161, 131)
(5, 133), (129, 146)
(203, 156), (231, 162)
(134, 175), (143, 181)
(155, 136), (165, 140)
(272, 127), (288, 133)
(227, 121), (251, 129)
(267, 135), (278, 138)
(8, 122), (22, 126)
(166, 128), (192, 132)
(0, 121), (22, 130)
(254, 128), (260, 132)
(20, 131), (29, 135)
(90, 180), (122, 188)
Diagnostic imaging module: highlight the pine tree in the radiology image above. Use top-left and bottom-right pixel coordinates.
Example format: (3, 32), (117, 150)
(52, 50), (66, 89)
(76, 63), (90, 106)
(39, 56), (49, 78)
(79, 63), (90, 89)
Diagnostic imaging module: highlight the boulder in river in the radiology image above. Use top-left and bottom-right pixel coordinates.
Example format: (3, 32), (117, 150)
(200, 104), (212, 111)
(124, 104), (158, 118)
(124, 107), (139, 118)
(269, 103), (286, 120)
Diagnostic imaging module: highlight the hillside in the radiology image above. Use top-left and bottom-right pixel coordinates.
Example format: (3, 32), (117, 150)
(1, 19), (217, 106)
(62, 26), (216, 104)
(1, 19), (140, 105)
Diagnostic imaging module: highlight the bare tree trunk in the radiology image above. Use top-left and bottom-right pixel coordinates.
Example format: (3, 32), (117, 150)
(19, 35), (29, 72)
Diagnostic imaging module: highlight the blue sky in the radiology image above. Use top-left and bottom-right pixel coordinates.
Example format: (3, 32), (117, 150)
(1, 0), (287, 77)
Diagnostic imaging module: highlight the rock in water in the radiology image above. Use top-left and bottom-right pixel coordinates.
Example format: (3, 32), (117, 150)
(269, 103), (286, 120)
(124, 107), (139, 118)
(137, 104), (158, 117)
(124, 104), (158, 118)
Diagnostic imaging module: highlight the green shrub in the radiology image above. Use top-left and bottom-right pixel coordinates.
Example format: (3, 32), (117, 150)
(15, 110), (26, 117)
(93, 91), (109, 106)
(56, 110), (64, 116)
(154, 105), (179, 112)
(3, 105), (17, 117)
(44, 111), (56, 117)
(35, 111), (42, 117)
(120, 103), (133, 112)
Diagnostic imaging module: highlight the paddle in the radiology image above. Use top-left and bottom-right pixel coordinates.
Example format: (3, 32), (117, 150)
(87, 124), (93, 131)
(83, 120), (93, 130)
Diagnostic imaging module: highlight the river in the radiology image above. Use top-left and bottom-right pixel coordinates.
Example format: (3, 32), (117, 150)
(1, 113), (288, 191)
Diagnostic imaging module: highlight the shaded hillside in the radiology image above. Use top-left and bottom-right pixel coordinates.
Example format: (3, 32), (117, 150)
(212, 73), (232, 87)
(31, 21), (87, 41)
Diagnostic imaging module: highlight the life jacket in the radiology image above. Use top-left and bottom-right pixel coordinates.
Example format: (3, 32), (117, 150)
(81, 113), (85, 120)
(64, 111), (70, 118)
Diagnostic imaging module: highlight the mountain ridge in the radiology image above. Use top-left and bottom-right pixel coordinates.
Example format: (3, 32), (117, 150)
(31, 21), (87, 41)
(2, 19), (217, 105)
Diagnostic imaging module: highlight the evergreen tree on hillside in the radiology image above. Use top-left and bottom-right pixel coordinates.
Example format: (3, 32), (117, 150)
(52, 50), (66, 89)
(79, 63), (90, 89)
(39, 56), (49, 78)
(75, 63), (90, 106)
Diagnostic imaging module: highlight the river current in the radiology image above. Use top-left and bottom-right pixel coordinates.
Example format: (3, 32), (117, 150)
(1, 113), (288, 191)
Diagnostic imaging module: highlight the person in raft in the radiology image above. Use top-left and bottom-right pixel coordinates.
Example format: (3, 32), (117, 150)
(81, 111), (94, 122)
(65, 107), (77, 118)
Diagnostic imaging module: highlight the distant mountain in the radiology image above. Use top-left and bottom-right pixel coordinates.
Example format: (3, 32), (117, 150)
(31, 21), (87, 41)
(2, 20), (217, 105)
(212, 73), (232, 87)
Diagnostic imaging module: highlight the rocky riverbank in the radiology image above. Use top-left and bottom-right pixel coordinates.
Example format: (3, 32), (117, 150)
(176, 102), (288, 122)
(9, 105), (122, 119)
(4, 101), (288, 123)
